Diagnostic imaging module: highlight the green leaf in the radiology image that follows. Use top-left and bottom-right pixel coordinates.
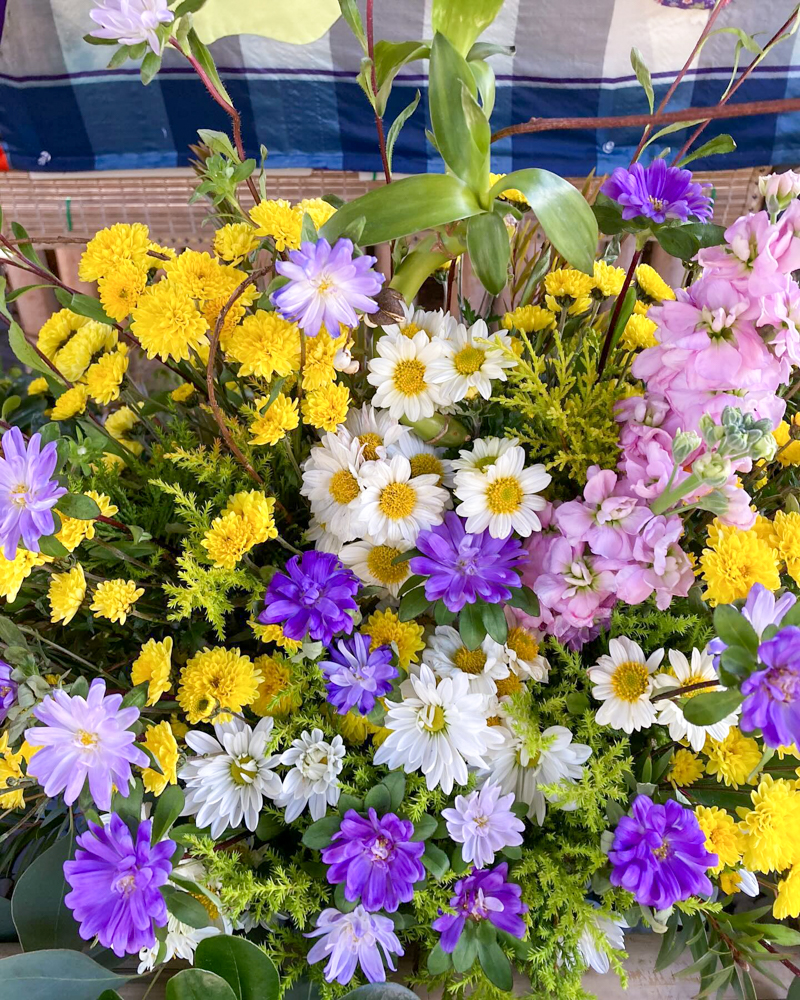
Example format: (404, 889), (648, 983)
(411, 815), (438, 841)
(788, 974), (800, 999)
(459, 600), (485, 651)
(480, 601), (508, 644)
(12, 835), (83, 951)
(452, 926), (479, 972)
(431, 0), (504, 57)
(655, 225), (700, 261)
(682, 688), (744, 727)
(152, 785), (185, 844)
(0, 897), (16, 943)
(434, 600), (457, 625)
(364, 783), (392, 815)
(8, 322), (61, 381)
(630, 47), (654, 114)
(422, 842), (450, 879)
(0, 950), (130, 1000)
(713, 604), (758, 656)
(0, 615), (28, 649)
(398, 586), (431, 622)
(338, 0), (368, 54)
(505, 584), (539, 617)
(166, 969), (238, 1000)
(83, 33), (119, 45)
(301, 815), (342, 849)
(607, 285), (637, 356)
(162, 886), (211, 929)
(760, 923), (800, 946)
(56, 494), (101, 521)
(467, 212), (510, 295)
(477, 937), (512, 991)
(373, 40), (429, 116)
(385, 90), (421, 174)
(195, 935), (279, 1000)
(112, 778), (143, 839)
(197, 129), (238, 161)
(300, 212), (318, 245)
(62, 293), (115, 327)
(680, 221), (726, 249)
(120, 683), (148, 709)
(140, 51), (162, 85)
(187, 28), (232, 105)
(677, 134), (736, 168)
(382, 771), (406, 811)
(566, 692), (589, 715)
(427, 943), (452, 975)
(2, 395), (20, 420)
(341, 986), (418, 1000)
(488, 169), (598, 274)
(469, 58), (496, 118)
(175, 0), (209, 15)
(11, 222), (45, 269)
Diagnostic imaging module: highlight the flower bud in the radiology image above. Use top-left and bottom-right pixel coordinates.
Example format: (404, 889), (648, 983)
(403, 413), (470, 448)
(671, 430), (702, 465)
(692, 452), (732, 488)
(760, 170), (800, 213)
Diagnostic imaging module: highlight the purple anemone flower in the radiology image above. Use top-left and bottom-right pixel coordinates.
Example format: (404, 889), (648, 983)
(258, 550), (360, 646)
(272, 238), (384, 337)
(442, 782), (525, 870)
(708, 583), (796, 667)
(0, 660), (17, 724)
(410, 512), (525, 613)
(609, 795), (716, 908)
(601, 159), (713, 224)
(432, 862), (527, 953)
(319, 633), (397, 716)
(321, 808), (425, 912)
(0, 427), (67, 560)
(306, 905), (404, 984)
(64, 815), (175, 957)
(741, 626), (800, 747)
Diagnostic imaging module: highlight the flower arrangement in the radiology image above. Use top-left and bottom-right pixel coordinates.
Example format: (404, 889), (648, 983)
(2, 2), (800, 1000)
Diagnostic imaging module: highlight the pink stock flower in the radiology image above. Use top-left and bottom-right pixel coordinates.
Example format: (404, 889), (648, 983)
(698, 212), (786, 297)
(614, 516), (694, 610)
(758, 275), (800, 377)
(664, 382), (785, 434)
(773, 200), (800, 274)
(618, 428), (683, 501)
(533, 538), (618, 633)
(616, 394), (680, 442)
(555, 467), (651, 559)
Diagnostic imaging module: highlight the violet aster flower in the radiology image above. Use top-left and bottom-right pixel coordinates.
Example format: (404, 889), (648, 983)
(319, 633), (397, 716)
(0, 427), (67, 560)
(740, 626), (800, 747)
(321, 808), (425, 912)
(432, 863), (527, 953)
(708, 583), (796, 666)
(64, 815), (175, 957)
(601, 159), (713, 224)
(442, 782), (525, 869)
(273, 238), (384, 337)
(24, 677), (147, 811)
(258, 551), (360, 645)
(89, 0), (174, 55)
(410, 512), (525, 613)
(306, 905), (404, 984)
(0, 660), (17, 724)
(609, 795), (716, 908)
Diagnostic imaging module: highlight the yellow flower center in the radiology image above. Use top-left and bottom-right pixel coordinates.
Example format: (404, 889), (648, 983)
(77, 729), (99, 748)
(393, 359), (427, 396)
(366, 545), (409, 585)
(192, 892), (220, 921)
(495, 673), (523, 697)
(328, 469), (360, 505)
(11, 483), (27, 507)
(453, 646), (487, 675)
(506, 627), (539, 662)
(409, 453), (443, 479)
(611, 660), (650, 702)
(401, 322), (422, 338)
(682, 673), (711, 699)
(453, 345), (486, 376)
(421, 704), (446, 732)
(378, 482), (417, 520)
(230, 753), (258, 786)
(653, 842), (670, 860)
(359, 432), (383, 462)
(485, 476), (523, 515)
(487, 715), (503, 727)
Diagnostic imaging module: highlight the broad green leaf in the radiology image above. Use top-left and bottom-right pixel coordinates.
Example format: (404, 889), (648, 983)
(385, 90), (421, 173)
(166, 969), (238, 1000)
(12, 836), (83, 951)
(364, 783), (392, 814)
(469, 59), (496, 119)
(681, 688), (744, 727)
(760, 923), (800, 946)
(630, 47), (654, 114)
(0, 950), (129, 1000)
(466, 211), (510, 295)
(382, 771), (406, 811)
(655, 226), (700, 261)
(411, 814), (438, 841)
(195, 935), (279, 1000)
(56, 494), (101, 521)
(489, 169), (598, 273)
(301, 815), (342, 849)
(341, 987), (418, 1000)
(431, 0), (504, 57)
(62, 293), (114, 327)
(151, 784), (185, 844)
(505, 584), (539, 617)
(0, 615), (26, 649)
(477, 937), (512, 991)
(453, 927), (479, 972)
(681, 221), (726, 249)
(373, 40), (429, 116)
(8, 322), (62, 381)
(140, 51), (162, 85)
(175, 0), (208, 15)
(566, 692), (589, 715)
(480, 600), (508, 644)
(677, 133), (736, 167)
(197, 128), (238, 161)
(120, 683), (148, 709)
(459, 599), (485, 651)
(398, 586), (431, 622)
(162, 886), (211, 929)
(422, 842), (450, 879)
(390, 241), (456, 303)
(427, 943), (453, 975)
(0, 897), (16, 943)
(338, 0), (368, 54)
(713, 604), (758, 656)
(39, 533), (69, 559)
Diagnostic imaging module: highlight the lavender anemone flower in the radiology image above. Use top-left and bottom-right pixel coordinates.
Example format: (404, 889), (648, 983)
(258, 550), (360, 646)
(321, 808), (425, 911)
(601, 159), (713, 225)
(306, 905), (404, 984)
(741, 626), (800, 747)
(89, 0), (174, 55)
(24, 677), (148, 811)
(708, 583), (796, 666)
(442, 782), (525, 869)
(410, 512), (525, 613)
(272, 238), (384, 337)
(0, 427), (66, 560)
(64, 815), (175, 957)
(319, 633), (397, 716)
(432, 863), (527, 953)
(0, 660), (17, 724)
(609, 795), (716, 908)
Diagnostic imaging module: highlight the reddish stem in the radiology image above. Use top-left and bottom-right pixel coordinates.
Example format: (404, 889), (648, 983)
(366, 0), (392, 185)
(651, 678), (721, 703)
(761, 940), (800, 978)
(597, 248), (641, 377)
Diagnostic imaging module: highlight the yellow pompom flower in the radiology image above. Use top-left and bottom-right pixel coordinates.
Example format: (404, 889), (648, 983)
(98, 259), (147, 321)
(250, 393), (300, 445)
(226, 310), (301, 379)
(336, 709), (383, 745)
(201, 511), (253, 569)
(501, 304), (555, 335)
(302, 383), (350, 432)
(771, 510), (800, 583)
(177, 646), (261, 724)
(296, 197), (337, 230)
(303, 327), (346, 390)
(90, 579), (144, 624)
(0, 549), (49, 602)
(105, 405), (139, 439)
(171, 383), (195, 403)
(773, 418), (800, 467)
(251, 620), (303, 653)
(223, 491), (277, 547)
(56, 514), (93, 553)
(131, 282), (209, 362)
(170, 714), (189, 740)
(84, 346), (129, 405)
(27, 377), (49, 396)
(544, 269), (596, 315)
(361, 608), (425, 669)
(131, 637), (174, 706)
(86, 490), (117, 518)
(700, 519), (781, 606)
(50, 384), (89, 421)
(774, 863), (800, 919)
(140, 721), (179, 796)
(214, 223), (260, 265)
(668, 748), (704, 787)
(738, 774), (800, 873)
(54, 321), (117, 384)
(593, 260), (626, 297)
(489, 173), (529, 206)
(620, 314), (658, 351)
(719, 870), (745, 895)
(37, 309), (90, 359)
(251, 655), (300, 717)
(48, 565), (86, 625)
(635, 263), (675, 303)
(79, 223), (151, 282)
(249, 199), (302, 251)
(163, 250), (234, 302)
(0, 734), (29, 811)
(695, 806), (742, 874)
(705, 729), (763, 788)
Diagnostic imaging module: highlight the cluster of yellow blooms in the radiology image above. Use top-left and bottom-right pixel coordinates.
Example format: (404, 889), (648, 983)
(248, 197), (336, 252)
(201, 490), (278, 570)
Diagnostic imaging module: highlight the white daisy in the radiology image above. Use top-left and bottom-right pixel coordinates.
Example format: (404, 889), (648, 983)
(367, 330), (448, 421)
(501, 612), (550, 683)
(587, 636), (663, 734)
(373, 664), (503, 794)
(137, 911), (228, 974)
(454, 444), (551, 538)
(274, 728), (345, 822)
(484, 723), (592, 824)
(306, 514), (345, 554)
(180, 717), (283, 839)
(451, 436), (521, 475)
(339, 536), (412, 598)
(421, 625), (510, 697)
(575, 911), (626, 975)
(382, 302), (458, 340)
(387, 431), (455, 488)
(300, 429), (366, 543)
(426, 320), (517, 403)
(343, 403), (409, 462)
(653, 647), (740, 752)
(359, 454), (447, 545)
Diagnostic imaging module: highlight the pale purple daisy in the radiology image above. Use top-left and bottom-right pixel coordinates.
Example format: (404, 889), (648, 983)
(741, 626), (800, 748)
(64, 815), (175, 957)
(25, 678), (148, 811)
(305, 905), (404, 984)
(442, 782), (525, 869)
(272, 238), (384, 337)
(89, 0), (174, 55)
(601, 159), (713, 224)
(0, 660), (17, 724)
(708, 583), (797, 666)
(319, 633), (397, 716)
(432, 863), (527, 952)
(0, 427), (67, 560)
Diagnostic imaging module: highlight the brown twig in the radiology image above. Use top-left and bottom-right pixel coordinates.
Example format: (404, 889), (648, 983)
(761, 940), (800, 979)
(597, 248), (641, 377)
(366, 0), (392, 185)
(651, 678), (721, 702)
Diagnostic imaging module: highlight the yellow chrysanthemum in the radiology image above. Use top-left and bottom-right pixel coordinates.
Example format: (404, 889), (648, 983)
(226, 310), (301, 379)
(251, 655), (300, 717)
(224, 491), (278, 546)
(251, 620), (303, 653)
(635, 263), (675, 303)
(48, 564), (86, 625)
(361, 608), (424, 669)
(131, 636), (174, 706)
(738, 775), (800, 873)
(163, 250), (234, 302)
(105, 405), (139, 439)
(56, 495), (103, 551)
(775, 744), (800, 760)
(214, 223), (261, 265)
(54, 322), (117, 383)
(141, 721), (179, 796)
(90, 579), (144, 624)
(774, 863), (800, 919)
(86, 490), (118, 518)
(336, 709), (383, 744)
(544, 269), (595, 305)
(489, 173), (529, 206)
(719, 870), (745, 895)
(0, 734), (28, 811)
(131, 281), (209, 362)
(79, 223), (151, 282)
(695, 805), (742, 874)
(0, 549), (49, 602)
(101, 452), (126, 472)
(84, 346), (129, 405)
(250, 393), (300, 445)
(201, 511), (253, 569)
(771, 510), (800, 583)
(593, 260), (626, 297)
(27, 377), (49, 396)
(177, 646), (261, 724)
(171, 383), (196, 403)
(37, 309), (90, 360)
(620, 314), (658, 351)
(249, 199), (302, 251)
(147, 240), (176, 265)
(750, 513), (778, 550)
(705, 729), (763, 788)
(668, 748), (704, 787)
(170, 714), (189, 740)
(50, 384), (89, 421)
(303, 327), (347, 390)
(773, 418), (800, 467)
(302, 383), (350, 432)
(98, 259), (148, 322)
(296, 197), (337, 230)
(700, 519), (781, 606)
(501, 304), (555, 335)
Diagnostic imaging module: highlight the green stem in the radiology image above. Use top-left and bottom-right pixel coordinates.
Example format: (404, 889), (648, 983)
(649, 471), (702, 516)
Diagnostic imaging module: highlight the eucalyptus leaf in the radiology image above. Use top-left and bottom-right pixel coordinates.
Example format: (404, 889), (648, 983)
(11, 836), (83, 951)
(480, 600), (508, 644)
(459, 600), (485, 651)
(162, 886), (212, 929)
(0, 950), (130, 1000)
(166, 969), (237, 1000)
(195, 935), (280, 1000)
(681, 688), (744, 727)
(302, 815), (342, 849)
(151, 784), (185, 844)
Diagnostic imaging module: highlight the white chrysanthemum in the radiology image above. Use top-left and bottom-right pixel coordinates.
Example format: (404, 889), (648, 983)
(575, 911), (627, 975)
(301, 429), (366, 543)
(359, 454), (447, 545)
(426, 320), (517, 403)
(501, 613), (550, 683)
(587, 636), (663, 734)
(366, 330), (448, 421)
(180, 717), (283, 839)
(274, 728), (345, 822)
(451, 436), (520, 475)
(484, 724), (592, 824)
(339, 536), (412, 598)
(306, 514), (344, 554)
(342, 403), (409, 462)
(382, 302), (458, 340)
(454, 445), (551, 538)
(137, 912), (227, 974)
(373, 664), (503, 794)
(421, 625), (510, 697)
(653, 648), (740, 752)
(387, 431), (454, 489)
